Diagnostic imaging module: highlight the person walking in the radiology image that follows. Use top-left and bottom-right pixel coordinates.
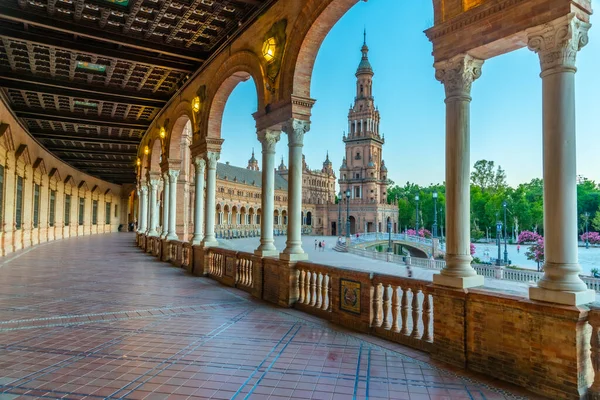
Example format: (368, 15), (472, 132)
(517, 244), (520, 254)
(321, 240), (326, 251)
(315, 239), (318, 250)
(318, 241), (322, 252)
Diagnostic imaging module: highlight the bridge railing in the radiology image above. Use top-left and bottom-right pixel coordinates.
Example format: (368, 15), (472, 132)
(351, 233), (435, 246)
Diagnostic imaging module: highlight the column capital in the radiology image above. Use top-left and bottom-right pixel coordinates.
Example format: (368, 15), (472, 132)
(149, 178), (161, 188)
(205, 151), (220, 169)
(527, 13), (590, 75)
(168, 169), (180, 182)
(434, 54), (484, 99)
(257, 129), (281, 153)
(283, 119), (310, 147)
(140, 185), (149, 194)
(193, 155), (206, 171)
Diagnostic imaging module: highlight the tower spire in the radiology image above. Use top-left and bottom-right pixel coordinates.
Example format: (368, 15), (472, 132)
(363, 27), (366, 46)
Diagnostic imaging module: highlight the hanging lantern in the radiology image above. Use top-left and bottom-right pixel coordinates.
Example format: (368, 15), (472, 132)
(262, 37), (276, 62)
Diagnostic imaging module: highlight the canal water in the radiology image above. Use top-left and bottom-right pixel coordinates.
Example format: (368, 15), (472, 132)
(472, 243), (600, 275)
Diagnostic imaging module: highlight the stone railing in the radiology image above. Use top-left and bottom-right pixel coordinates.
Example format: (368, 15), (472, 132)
(135, 233), (600, 399)
(165, 240), (193, 270)
(409, 257), (445, 270)
(294, 262), (434, 352)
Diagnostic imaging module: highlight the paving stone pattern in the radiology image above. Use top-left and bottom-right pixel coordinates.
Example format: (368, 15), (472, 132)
(0, 234), (543, 399)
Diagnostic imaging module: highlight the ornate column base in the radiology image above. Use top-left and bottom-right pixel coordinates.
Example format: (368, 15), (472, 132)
(166, 234), (179, 241)
(279, 252), (308, 262)
(255, 249), (279, 257)
(529, 286), (595, 306)
(201, 239), (219, 248)
(191, 236), (203, 246)
(433, 274), (484, 289)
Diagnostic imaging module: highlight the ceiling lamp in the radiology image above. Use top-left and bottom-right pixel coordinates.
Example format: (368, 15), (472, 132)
(192, 96), (200, 112)
(159, 127), (166, 139)
(262, 37), (276, 62)
(136, 158), (141, 166)
(144, 145), (149, 155)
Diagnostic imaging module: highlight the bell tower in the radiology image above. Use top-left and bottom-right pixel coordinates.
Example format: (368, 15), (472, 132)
(340, 31), (388, 205)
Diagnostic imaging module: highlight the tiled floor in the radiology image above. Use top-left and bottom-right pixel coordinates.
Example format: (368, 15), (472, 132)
(0, 234), (544, 399)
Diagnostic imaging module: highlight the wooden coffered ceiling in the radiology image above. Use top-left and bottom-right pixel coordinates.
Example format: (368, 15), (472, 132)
(0, 0), (273, 184)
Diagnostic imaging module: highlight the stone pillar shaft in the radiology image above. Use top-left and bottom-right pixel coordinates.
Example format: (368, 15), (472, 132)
(433, 54), (484, 289)
(161, 173), (169, 239)
(166, 170), (179, 240)
(139, 184), (148, 233)
(192, 157), (205, 245)
(527, 14), (594, 305)
(147, 179), (159, 236)
(255, 130), (280, 256)
(281, 120), (309, 261)
(202, 152), (219, 248)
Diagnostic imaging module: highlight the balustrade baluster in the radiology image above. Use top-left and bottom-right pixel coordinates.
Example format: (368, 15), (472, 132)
(247, 261), (253, 287)
(392, 286), (400, 333)
(241, 260), (247, 285)
(310, 272), (317, 307)
(305, 271), (312, 305)
(422, 292), (432, 342)
(370, 285), (375, 327)
(235, 259), (240, 283)
(321, 274), (329, 311)
(382, 285), (391, 330)
(590, 317), (600, 395)
(411, 289), (422, 339)
(373, 283), (383, 327)
(316, 272), (323, 309)
(400, 288), (409, 335)
(298, 270), (305, 303)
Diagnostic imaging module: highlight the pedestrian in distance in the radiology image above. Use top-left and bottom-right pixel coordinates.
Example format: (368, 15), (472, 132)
(315, 239), (318, 250)
(321, 240), (325, 251)
(318, 241), (322, 251)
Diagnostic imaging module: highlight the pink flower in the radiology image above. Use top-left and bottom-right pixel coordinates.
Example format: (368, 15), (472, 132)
(517, 231), (542, 244)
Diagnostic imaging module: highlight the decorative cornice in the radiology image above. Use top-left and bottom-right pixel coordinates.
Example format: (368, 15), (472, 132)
(527, 13), (590, 74)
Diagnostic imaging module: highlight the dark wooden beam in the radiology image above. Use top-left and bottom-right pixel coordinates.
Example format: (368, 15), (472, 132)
(0, 26), (198, 72)
(0, 7), (206, 63)
(15, 109), (150, 130)
(61, 158), (135, 165)
(0, 72), (168, 107)
(47, 147), (137, 155)
(32, 131), (140, 145)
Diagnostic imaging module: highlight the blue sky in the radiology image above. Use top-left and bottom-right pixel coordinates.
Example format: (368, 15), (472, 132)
(220, 0), (600, 188)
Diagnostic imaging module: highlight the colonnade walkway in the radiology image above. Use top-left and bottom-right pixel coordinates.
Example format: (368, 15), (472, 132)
(0, 234), (541, 400)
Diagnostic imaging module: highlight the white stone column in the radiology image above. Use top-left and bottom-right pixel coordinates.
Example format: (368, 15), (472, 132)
(281, 119), (309, 261)
(255, 129), (280, 257)
(139, 184), (148, 234)
(433, 54), (484, 289)
(166, 170), (179, 240)
(135, 187), (142, 233)
(527, 14), (594, 305)
(192, 156), (205, 245)
(202, 152), (219, 248)
(160, 172), (169, 239)
(147, 178), (160, 236)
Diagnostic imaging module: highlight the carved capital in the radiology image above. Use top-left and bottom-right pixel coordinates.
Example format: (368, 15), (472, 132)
(283, 119), (310, 147)
(140, 185), (149, 195)
(205, 151), (220, 169)
(257, 129), (281, 153)
(434, 54), (484, 99)
(149, 179), (161, 189)
(193, 156), (206, 173)
(168, 169), (180, 183)
(527, 13), (590, 74)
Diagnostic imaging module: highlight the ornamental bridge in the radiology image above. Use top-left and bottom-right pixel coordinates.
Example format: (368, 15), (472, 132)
(349, 233), (445, 259)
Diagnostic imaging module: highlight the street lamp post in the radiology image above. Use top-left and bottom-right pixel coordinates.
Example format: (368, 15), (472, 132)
(503, 200), (508, 265)
(346, 189), (351, 238)
(432, 191), (438, 238)
(585, 211), (590, 249)
(415, 194), (420, 233)
(496, 221), (503, 266)
(337, 191), (342, 237)
(440, 206), (444, 242)
(387, 220), (392, 253)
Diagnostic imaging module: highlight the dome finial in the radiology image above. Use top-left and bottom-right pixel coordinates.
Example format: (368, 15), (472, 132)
(363, 27), (367, 46)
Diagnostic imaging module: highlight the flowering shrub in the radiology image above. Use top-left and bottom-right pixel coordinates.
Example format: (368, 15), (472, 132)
(525, 237), (544, 271)
(418, 228), (432, 238)
(405, 229), (416, 236)
(470, 243), (476, 256)
(517, 230), (542, 244)
(581, 232), (600, 245)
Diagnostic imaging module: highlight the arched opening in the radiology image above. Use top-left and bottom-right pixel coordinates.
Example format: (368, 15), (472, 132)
(274, 209), (280, 226)
(306, 211), (313, 226)
(282, 210), (287, 225)
(256, 208), (262, 225)
(216, 204), (222, 226)
(240, 206), (247, 225)
(232, 206), (239, 225)
(224, 204), (231, 225)
(349, 216), (356, 235)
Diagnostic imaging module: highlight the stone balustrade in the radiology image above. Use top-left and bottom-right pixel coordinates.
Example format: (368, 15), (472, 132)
(135, 233), (600, 399)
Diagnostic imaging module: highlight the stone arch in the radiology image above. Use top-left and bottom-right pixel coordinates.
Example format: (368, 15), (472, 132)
(148, 138), (162, 174)
(279, 0), (437, 101)
(202, 51), (267, 140)
(168, 116), (192, 165)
